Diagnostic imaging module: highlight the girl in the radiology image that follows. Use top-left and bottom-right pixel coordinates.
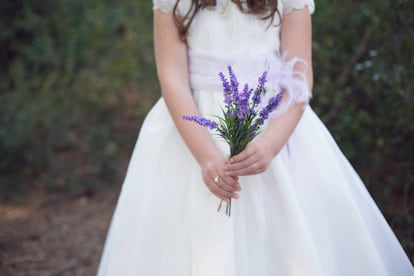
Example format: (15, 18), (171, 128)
(97, 0), (414, 275)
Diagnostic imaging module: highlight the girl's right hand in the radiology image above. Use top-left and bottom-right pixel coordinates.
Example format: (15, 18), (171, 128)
(201, 154), (241, 203)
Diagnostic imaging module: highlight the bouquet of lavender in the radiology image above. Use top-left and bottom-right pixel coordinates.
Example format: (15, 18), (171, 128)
(183, 66), (284, 216)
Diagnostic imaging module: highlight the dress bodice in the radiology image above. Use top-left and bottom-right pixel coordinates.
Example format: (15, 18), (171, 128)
(153, 0), (315, 57)
(153, 0), (316, 116)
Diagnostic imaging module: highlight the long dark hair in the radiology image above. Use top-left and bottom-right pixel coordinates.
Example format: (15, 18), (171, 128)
(173, 0), (280, 40)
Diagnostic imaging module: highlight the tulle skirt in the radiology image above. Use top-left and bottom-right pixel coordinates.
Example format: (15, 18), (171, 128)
(97, 90), (413, 275)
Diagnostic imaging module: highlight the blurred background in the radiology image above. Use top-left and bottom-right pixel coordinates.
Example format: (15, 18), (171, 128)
(0, 0), (413, 275)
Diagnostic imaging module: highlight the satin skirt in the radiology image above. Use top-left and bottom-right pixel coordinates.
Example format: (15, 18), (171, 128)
(97, 91), (413, 275)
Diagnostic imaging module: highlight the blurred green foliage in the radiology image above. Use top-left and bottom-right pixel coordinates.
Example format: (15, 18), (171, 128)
(0, 0), (413, 257)
(0, 0), (157, 198)
(312, 0), (413, 252)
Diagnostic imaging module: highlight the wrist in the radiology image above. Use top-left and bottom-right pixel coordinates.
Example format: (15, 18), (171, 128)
(258, 132), (283, 157)
(259, 103), (305, 157)
(196, 143), (222, 168)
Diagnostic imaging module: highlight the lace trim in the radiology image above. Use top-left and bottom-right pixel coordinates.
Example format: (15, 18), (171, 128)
(152, 0), (174, 13)
(153, 7), (173, 13)
(283, 0), (315, 15)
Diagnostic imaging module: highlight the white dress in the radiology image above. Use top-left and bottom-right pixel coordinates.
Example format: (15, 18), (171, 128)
(97, 0), (414, 275)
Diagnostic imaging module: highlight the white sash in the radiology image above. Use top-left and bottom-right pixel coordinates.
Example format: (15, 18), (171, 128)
(188, 50), (312, 117)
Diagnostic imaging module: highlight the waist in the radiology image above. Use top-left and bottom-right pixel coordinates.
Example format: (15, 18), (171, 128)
(189, 51), (278, 91)
(188, 50), (312, 118)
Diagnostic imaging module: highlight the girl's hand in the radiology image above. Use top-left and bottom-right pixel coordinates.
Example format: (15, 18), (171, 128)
(201, 154), (241, 203)
(225, 135), (280, 176)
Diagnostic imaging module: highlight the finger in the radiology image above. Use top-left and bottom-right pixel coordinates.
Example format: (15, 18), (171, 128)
(225, 154), (256, 175)
(212, 178), (240, 198)
(220, 175), (241, 190)
(215, 168), (240, 190)
(229, 146), (255, 163)
(227, 162), (262, 176)
(215, 182), (240, 198)
(211, 186), (233, 202)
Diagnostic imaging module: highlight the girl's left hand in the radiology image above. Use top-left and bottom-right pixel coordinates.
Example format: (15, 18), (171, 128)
(224, 136), (280, 176)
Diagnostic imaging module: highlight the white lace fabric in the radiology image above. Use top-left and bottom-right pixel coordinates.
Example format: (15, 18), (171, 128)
(152, 0), (174, 13)
(282, 0), (315, 15)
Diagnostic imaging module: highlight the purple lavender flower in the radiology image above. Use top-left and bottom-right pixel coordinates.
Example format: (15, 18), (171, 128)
(225, 109), (233, 118)
(228, 66), (239, 102)
(183, 115), (218, 129)
(246, 88), (253, 101)
(249, 107), (256, 117)
(258, 70), (268, 87)
(258, 92), (284, 121)
(252, 71), (268, 105)
(219, 72), (233, 105)
(236, 84), (250, 119)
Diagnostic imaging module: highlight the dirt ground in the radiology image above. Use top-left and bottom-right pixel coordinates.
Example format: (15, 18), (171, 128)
(0, 186), (119, 276)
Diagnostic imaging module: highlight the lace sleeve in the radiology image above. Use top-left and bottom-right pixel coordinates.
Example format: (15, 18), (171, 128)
(153, 0), (175, 13)
(282, 0), (315, 15)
